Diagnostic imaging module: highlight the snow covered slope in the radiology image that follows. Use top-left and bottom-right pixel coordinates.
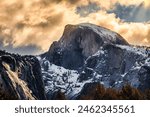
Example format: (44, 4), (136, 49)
(39, 23), (150, 99)
(38, 57), (86, 99)
(39, 44), (150, 99)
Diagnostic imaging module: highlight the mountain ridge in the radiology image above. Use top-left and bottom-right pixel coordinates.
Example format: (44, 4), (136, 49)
(0, 23), (150, 100)
(39, 23), (150, 99)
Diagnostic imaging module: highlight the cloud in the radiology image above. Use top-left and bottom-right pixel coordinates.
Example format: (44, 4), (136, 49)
(0, 40), (42, 55)
(76, 2), (100, 17)
(75, 10), (150, 46)
(108, 3), (150, 22)
(0, 0), (150, 55)
(144, 0), (150, 7)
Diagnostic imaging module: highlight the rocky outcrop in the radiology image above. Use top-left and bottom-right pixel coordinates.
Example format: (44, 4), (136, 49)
(44, 23), (128, 70)
(40, 23), (150, 99)
(0, 50), (46, 100)
(78, 44), (150, 90)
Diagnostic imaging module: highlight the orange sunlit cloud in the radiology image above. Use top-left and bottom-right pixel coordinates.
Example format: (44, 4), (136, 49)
(0, 0), (150, 54)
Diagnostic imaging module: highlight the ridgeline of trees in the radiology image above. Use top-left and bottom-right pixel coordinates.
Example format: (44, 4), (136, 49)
(77, 84), (150, 100)
(55, 84), (150, 100)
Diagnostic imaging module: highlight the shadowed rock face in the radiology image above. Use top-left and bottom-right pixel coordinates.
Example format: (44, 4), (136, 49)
(45, 23), (129, 70)
(0, 51), (46, 100)
(78, 44), (150, 90)
(39, 23), (150, 99)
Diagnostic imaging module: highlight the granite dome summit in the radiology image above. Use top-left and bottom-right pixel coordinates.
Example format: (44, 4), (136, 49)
(44, 23), (129, 70)
(40, 23), (150, 99)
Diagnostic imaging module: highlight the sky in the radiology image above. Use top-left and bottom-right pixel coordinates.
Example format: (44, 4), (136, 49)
(0, 0), (150, 55)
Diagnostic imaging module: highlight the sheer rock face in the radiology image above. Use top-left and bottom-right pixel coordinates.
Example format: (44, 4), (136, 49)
(45, 23), (129, 70)
(39, 23), (150, 99)
(0, 51), (46, 100)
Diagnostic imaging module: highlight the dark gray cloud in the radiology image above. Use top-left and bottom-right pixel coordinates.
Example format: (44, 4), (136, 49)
(108, 3), (150, 22)
(0, 39), (42, 55)
(76, 2), (100, 17)
(0, 45), (42, 55)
